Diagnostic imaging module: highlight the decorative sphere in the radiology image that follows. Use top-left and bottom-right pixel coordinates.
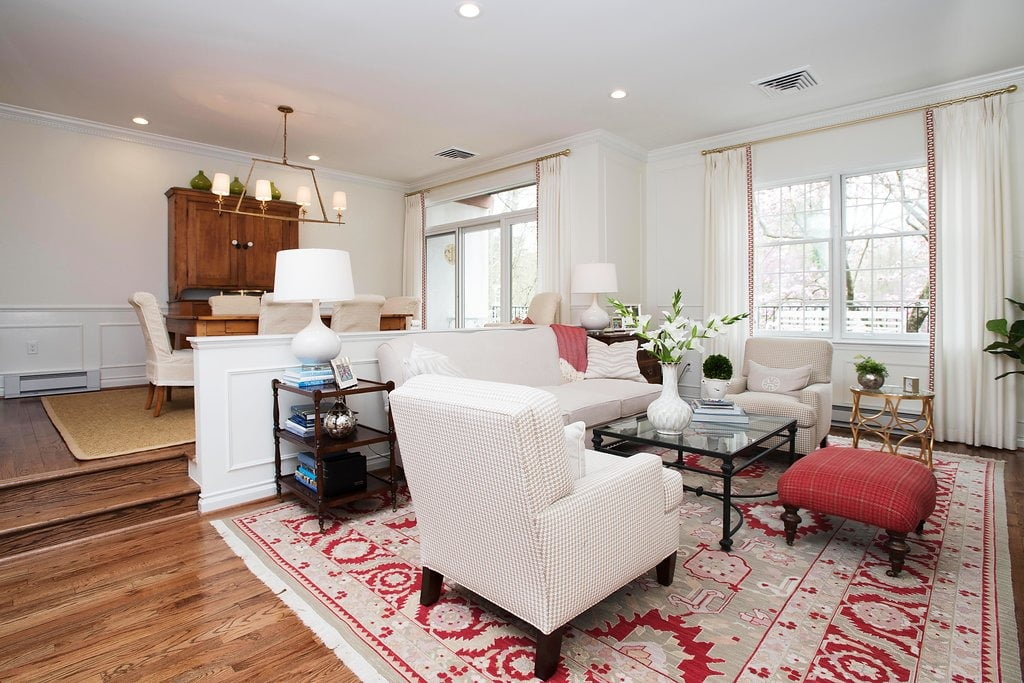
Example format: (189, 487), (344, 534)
(324, 400), (357, 439)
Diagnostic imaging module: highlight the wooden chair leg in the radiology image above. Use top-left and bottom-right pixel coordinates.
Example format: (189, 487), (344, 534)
(152, 385), (166, 417)
(885, 530), (909, 577)
(781, 504), (801, 545)
(420, 566), (443, 606)
(534, 626), (564, 680)
(820, 436), (829, 448)
(656, 552), (677, 586)
(145, 383), (155, 410)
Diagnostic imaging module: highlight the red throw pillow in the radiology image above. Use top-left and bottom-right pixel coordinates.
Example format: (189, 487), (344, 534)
(550, 324), (587, 372)
(522, 316), (534, 324)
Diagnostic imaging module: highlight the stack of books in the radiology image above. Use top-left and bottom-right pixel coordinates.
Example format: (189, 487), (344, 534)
(690, 398), (749, 425)
(293, 451), (318, 491)
(282, 404), (327, 438)
(281, 364), (334, 388)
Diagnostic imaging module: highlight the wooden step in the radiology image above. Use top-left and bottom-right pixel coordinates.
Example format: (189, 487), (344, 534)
(0, 455), (199, 560)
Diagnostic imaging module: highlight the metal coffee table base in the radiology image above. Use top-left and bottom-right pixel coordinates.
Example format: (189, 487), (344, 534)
(592, 421), (797, 551)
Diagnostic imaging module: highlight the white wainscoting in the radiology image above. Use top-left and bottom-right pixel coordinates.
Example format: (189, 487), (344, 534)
(190, 331), (401, 513)
(0, 305), (145, 395)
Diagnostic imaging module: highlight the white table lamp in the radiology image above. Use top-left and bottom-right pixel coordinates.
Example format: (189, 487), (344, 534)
(572, 262), (618, 331)
(273, 248), (355, 365)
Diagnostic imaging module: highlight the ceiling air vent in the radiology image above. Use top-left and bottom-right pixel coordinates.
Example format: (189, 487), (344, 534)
(434, 147), (477, 160)
(753, 66), (818, 98)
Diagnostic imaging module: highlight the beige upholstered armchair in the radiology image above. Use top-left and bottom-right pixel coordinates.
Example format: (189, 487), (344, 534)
(330, 294), (386, 332)
(524, 291), (562, 324)
(727, 337), (834, 455)
(389, 375), (682, 679)
(128, 292), (193, 417)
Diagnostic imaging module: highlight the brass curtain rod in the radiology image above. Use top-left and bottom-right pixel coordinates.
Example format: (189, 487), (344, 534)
(405, 148), (571, 197)
(701, 84), (1017, 156)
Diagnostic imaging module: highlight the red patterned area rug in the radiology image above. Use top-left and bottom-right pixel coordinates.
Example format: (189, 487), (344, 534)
(213, 445), (1020, 682)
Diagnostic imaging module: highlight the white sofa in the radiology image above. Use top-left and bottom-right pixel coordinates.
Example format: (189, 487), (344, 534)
(376, 327), (660, 427)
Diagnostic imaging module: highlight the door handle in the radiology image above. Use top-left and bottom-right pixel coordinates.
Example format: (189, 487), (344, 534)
(243, 241), (254, 250)
(231, 239), (241, 249)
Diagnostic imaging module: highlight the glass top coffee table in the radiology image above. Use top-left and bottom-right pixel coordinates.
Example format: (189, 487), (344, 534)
(592, 414), (797, 551)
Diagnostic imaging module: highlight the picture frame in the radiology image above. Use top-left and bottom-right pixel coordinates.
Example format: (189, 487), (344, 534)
(330, 356), (358, 389)
(621, 304), (641, 329)
(608, 316), (625, 330)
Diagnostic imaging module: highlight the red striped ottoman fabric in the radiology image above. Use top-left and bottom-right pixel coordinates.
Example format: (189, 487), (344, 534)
(777, 445), (937, 532)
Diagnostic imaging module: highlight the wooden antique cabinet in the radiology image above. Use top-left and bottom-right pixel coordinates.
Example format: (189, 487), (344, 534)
(166, 187), (300, 303)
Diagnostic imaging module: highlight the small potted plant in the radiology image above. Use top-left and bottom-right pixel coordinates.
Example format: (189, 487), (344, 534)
(854, 354), (887, 390)
(702, 354), (733, 400)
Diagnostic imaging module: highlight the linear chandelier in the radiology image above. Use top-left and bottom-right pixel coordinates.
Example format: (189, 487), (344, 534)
(211, 105), (346, 224)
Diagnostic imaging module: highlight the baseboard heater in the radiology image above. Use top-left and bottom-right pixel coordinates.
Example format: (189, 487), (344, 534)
(3, 369), (100, 398)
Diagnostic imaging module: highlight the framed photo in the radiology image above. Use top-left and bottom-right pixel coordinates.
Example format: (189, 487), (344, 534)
(330, 356), (358, 389)
(608, 316), (625, 330)
(623, 304), (642, 319)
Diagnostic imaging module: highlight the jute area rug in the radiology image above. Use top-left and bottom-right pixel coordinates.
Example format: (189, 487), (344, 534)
(214, 441), (1020, 682)
(42, 386), (194, 460)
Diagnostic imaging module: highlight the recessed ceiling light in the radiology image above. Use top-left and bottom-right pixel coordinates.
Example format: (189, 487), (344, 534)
(307, 154), (320, 161)
(609, 89), (627, 100)
(132, 116), (149, 125)
(457, 2), (481, 18)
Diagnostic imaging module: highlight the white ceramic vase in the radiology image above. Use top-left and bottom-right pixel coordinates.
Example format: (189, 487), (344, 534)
(702, 378), (731, 400)
(646, 362), (693, 435)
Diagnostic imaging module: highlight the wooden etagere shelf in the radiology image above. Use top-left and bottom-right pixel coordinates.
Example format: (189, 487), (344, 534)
(272, 378), (398, 531)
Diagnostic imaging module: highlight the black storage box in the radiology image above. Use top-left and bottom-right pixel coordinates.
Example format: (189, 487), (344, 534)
(320, 451), (367, 496)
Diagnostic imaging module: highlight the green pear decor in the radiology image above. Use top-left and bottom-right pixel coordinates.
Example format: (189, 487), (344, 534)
(189, 170), (213, 191)
(229, 176), (245, 195)
(270, 181), (281, 201)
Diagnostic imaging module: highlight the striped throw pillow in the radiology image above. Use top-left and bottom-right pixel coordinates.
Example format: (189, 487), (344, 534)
(584, 337), (645, 382)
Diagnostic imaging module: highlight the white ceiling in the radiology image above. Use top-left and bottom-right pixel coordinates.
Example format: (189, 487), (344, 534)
(1, 0), (1022, 184)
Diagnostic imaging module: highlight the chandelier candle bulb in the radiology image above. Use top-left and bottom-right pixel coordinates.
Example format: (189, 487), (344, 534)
(211, 173), (231, 196)
(254, 179), (272, 202)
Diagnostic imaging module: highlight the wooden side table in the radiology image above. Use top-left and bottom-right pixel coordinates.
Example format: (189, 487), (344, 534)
(849, 385), (935, 468)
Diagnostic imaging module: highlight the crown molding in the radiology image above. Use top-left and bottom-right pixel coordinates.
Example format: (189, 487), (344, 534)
(0, 102), (407, 191)
(647, 65), (1024, 163)
(406, 128), (647, 192)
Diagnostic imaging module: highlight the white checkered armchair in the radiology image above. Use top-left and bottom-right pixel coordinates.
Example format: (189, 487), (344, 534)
(389, 375), (682, 680)
(727, 337), (834, 455)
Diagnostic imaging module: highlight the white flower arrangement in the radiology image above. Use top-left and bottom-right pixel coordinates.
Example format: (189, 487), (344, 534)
(609, 290), (748, 364)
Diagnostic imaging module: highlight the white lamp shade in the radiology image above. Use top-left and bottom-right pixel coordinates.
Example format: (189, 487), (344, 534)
(295, 186), (312, 207)
(273, 248), (355, 303)
(254, 179), (272, 201)
(571, 262), (618, 293)
(211, 173), (231, 196)
(332, 191), (347, 211)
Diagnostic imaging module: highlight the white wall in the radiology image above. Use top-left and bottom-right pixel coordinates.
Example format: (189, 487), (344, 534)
(0, 108), (405, 393)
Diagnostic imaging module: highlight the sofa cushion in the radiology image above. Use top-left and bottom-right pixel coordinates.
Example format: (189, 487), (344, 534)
(540, 383), (622, 426)
(584, 338), (644, 382)
(575, 378), (660, 417)
(730, 391), (817, 428)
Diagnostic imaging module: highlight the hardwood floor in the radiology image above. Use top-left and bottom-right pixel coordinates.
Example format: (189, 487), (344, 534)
(0, 396), (1019, 679)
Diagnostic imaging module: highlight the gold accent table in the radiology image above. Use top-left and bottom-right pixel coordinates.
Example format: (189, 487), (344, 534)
(849, 385), (935, 468)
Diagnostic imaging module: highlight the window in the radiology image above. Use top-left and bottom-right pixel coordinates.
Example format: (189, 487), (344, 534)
(753, 166), (929, 340)
(425, 185), (537, 329)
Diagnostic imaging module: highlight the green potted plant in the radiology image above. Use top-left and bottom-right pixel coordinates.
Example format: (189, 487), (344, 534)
(854, 354), (887, 391)
(701, 354), (733, 400)
(983, 297), (1024, 379)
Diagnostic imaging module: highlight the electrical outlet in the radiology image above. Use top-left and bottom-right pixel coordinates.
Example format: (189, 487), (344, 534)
(26, 340), (39, 355)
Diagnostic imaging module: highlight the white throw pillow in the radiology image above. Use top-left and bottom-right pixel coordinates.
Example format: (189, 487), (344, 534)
(584, 337), (645, 382)
(563, 421), (586, 478)
(402, 344), (465, 381)
(558, 357), (585, 383)
(747, 360), (811, 393)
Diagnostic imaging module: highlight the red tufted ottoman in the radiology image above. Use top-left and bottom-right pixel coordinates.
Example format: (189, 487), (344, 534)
(778, 445), (937, 576)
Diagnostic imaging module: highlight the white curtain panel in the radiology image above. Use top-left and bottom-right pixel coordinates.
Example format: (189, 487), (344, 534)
(538, 156), (571, 323)
(933, 94), (1017, 448)
(402, 193), (424, 319)
(703, 147), (750, 363)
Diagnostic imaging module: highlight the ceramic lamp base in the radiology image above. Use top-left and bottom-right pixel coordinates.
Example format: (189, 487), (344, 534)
(291, 300), (341, 365)
(579, 294), (610, 331)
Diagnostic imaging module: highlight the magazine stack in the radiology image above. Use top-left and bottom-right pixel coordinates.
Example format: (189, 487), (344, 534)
(281, 363), (334, 389)
(690, 398), (749, 425)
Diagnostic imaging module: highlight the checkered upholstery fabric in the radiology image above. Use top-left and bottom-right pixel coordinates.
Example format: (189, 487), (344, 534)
(389, 375), (682, 635)
(728, 338), (834, 454)
(778, 446), (937, 533)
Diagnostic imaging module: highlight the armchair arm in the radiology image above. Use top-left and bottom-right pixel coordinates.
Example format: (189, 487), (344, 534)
(798, 382), (833, 441)
(529, 454), (681, 632)
(726, 377), (748, 394)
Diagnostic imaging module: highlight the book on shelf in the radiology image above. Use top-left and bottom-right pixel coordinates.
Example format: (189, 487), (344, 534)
(291, 403), (329, 419)
(282, 420), (315, 437)
(285, 364), (332, 377)
(296, 451), (316, 470)
(293, 470), (317, 491)
(288, 414), (317, 429)
(693, 398), (737, 410)
(281, 376), (335, 389)
(296, 463), (317, 481)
